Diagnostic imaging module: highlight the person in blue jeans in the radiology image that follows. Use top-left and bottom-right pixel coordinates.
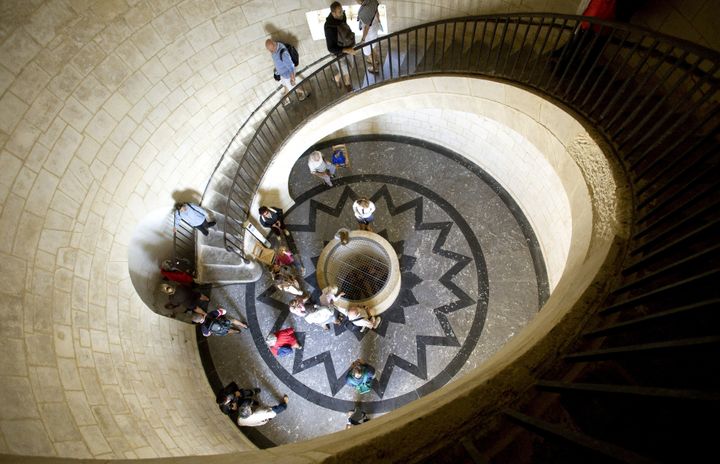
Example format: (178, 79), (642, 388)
(174, 203), (215, 236)
(346, 359), (375, 394)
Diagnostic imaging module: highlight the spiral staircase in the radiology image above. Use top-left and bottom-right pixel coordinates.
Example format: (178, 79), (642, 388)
(183, 13), (720, 463)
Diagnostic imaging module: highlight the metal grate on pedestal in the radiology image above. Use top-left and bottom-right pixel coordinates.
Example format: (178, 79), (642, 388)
(324, 238), (391, 301)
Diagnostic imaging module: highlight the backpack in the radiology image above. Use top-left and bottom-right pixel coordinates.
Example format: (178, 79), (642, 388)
(207, 317), (232, 336)
(336, 22), (356, 48)
(341, 314), (362, 332)
(280, 42), (299, 66)
(331, 149), (346, 166)
(356, 381), (372, 394)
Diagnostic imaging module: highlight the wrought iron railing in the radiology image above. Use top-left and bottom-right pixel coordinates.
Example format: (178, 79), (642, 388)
(213, 13), (718, 461)
(170, 211), (196, 270)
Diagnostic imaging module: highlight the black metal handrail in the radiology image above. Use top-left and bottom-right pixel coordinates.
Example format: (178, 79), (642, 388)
(218, 13), (719, 259)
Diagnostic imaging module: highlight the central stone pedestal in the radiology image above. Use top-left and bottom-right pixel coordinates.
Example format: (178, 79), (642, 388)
(316, 230), (401, 315)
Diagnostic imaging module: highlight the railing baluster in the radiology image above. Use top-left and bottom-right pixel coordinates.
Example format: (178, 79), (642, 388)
(524, 16), (548, 83)
(509, 16), (530, 77)
(587, 32), (645, 116)
(486, 18), (498, 68)
(570, 28), (614, 102)
(538, 17), (569, 88)
(440, 22), (447, 70)
(552, 23), (595, 95)
(422, 26), (428, 72)
(502, 16), (520, 73)
(467, 19), (478, 70)
(458, 20), (468, 71)
(378, 38), (385, 81)
(413, 28), (418, 72)
(476, 17), (489, 71)
(493, 17), (510, 73)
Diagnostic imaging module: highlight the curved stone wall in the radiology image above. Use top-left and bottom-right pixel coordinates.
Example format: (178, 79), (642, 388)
(0, 0), (585, 460)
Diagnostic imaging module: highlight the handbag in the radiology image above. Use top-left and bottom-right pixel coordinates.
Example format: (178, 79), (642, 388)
(337, 22), (356, 48)
(341, 314), (362, 332)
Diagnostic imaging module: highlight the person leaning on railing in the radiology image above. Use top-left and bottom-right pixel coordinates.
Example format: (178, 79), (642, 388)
(324, 1), (358, 92)
(356, 0), (382, 73)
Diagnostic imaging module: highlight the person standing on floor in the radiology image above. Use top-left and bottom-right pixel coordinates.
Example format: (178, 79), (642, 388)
(356, 0), (382, 73)
(324, 1), (357, 92)
(259, 206), (290, 237)
(308, 151), (337, 187)
(337, 304), (382, 332)
(266, 39), (309, 105)
(346, 359), (376, 394)
(275, 245), (305, 275)
(345, 405), (371, 429)
(319, 285), (345, 307)
(273, 266), (304, 296)
(304, 303), (338, 331)
(174, 203), (216, 236)
(289, 295), (309, 317)
(352, 197), (376, 231)
(237, 395), (290, 427)
(160, 283), (208, 317)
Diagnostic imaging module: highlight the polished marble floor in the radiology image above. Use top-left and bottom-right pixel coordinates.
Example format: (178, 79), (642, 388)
(200, 136), (547, 446)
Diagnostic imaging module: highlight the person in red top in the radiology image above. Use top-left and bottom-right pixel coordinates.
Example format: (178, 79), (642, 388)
(265, 327), (302, 357)
(580, 0), (616, 32)
(160, 258), (194, 285)
(274, 246), (305, 275)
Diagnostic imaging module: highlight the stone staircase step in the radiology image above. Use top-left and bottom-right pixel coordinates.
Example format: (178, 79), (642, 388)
(198, 243), (247, 266)
(196, 262), (263, 284)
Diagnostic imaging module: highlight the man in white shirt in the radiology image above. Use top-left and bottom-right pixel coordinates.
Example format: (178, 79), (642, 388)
(237, 395), (289, 427)
(307, 151), (337, 187)
(352, 197), (376, 231)
(357, 0), (382, 73)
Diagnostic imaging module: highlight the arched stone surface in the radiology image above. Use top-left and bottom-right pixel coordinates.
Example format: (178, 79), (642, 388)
(0, 0), (590, 460)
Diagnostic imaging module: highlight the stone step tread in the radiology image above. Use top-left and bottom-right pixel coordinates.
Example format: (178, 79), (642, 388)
(196, 262), (264, 284)
(198, 244), (247, 266)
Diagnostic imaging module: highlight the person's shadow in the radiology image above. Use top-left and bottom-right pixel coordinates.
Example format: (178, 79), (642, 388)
(172, 189), (202, 206)
(264, 24), (300, 49)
